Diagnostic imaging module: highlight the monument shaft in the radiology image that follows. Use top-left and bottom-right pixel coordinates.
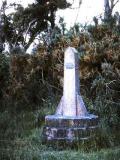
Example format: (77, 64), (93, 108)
(42, 47), (99, 146)
(63, 48), (77, 116)
(56, 47), (88, 116)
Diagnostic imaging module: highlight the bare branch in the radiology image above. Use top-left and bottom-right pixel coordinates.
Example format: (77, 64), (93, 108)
(110, 0), (119, 10)
(24, 19), (37, 45)
(74, 0), (82, 24)
(113, 0), (119, 7)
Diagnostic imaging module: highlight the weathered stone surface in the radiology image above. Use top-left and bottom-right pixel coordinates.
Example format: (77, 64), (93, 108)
(55, 47), (88, 116)
(42, 47), (99, 145)
(43, 126), (98, 139)
(43, 114), (99, 143)
(45, 115), (98, 127)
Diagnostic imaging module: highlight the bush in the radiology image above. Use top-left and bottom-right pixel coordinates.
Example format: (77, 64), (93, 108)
(0, 23), (120, 155)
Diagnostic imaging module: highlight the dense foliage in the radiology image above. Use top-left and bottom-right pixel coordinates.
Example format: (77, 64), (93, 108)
(0, 0), (70, 52)
(0, 0), (120, 159)
(0, 22), (120, 144)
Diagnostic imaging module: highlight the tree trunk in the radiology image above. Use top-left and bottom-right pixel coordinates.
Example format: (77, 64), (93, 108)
(104, 0), (111, 21)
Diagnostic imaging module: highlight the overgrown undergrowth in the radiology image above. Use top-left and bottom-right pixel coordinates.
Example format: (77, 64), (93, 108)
(0, 23), (120, 159)
(0, 97), (120, 160)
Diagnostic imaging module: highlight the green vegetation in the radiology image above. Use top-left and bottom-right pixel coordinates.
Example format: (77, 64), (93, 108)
(0, 22), (120, 158)
(0, 0), (120, 159)
(0, 0), (70, 52)
(0, 107), (120, 160)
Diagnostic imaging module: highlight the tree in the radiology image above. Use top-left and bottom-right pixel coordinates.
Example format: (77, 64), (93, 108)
(0, 0), (71, 53)
(104, 0), (120, 25)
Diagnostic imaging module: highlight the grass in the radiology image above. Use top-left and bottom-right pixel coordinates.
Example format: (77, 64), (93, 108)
(34, 148), (120, 160)
(0, 101), (120, 160)
(2, 144), (120, 160)
(0, 127), (120, 160)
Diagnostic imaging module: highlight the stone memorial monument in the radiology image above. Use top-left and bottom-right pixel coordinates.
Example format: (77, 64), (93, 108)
(42, 47), (98, 145)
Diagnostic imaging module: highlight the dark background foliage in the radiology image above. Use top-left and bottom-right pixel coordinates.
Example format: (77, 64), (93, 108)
(0, 0), (120, 159)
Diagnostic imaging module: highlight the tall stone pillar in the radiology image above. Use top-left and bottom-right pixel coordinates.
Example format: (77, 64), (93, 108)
(42, 47), (98, 145)
(55, 47), (88, 116)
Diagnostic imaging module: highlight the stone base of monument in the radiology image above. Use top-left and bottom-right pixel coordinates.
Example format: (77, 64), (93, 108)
(42, 47), (99, 148)
(42, 114), (99, 147)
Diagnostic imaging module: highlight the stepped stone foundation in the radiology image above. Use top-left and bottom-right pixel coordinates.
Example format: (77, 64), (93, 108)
(42, 47), (99, 145)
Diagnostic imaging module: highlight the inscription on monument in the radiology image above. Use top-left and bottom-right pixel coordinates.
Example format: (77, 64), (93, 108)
(65, 63), (74, 69)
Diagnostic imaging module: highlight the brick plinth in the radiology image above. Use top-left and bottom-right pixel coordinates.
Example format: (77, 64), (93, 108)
(42, 114), (99, 145)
